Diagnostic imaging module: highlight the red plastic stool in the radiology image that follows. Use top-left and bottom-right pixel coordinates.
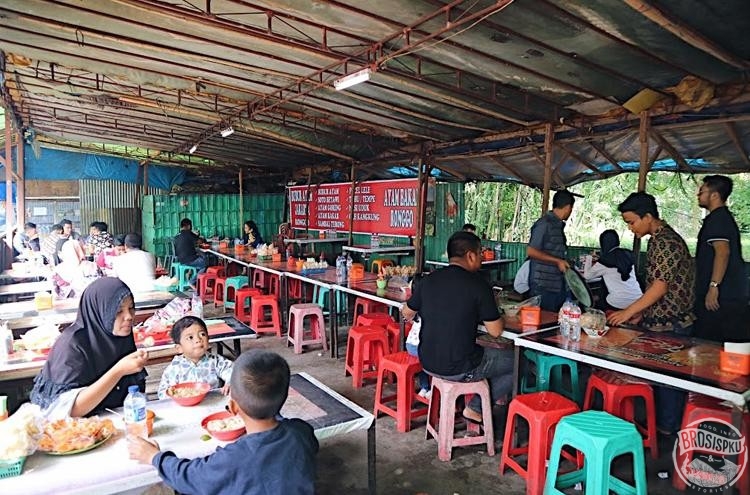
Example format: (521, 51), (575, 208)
(499, 392), (580, 494)
(344, 325), (389, 388)
(213, 277), (227, 308)
(206, 266), (226, 278)
(252, 269), (267, 291)
(353, 297), (389, 323)
(250, 294), (282, 336)
(673, 393), (750, 492)
(234, 287), (263, 324)
(373, 351), (429, 432)
(583, 370), (659, 459)
(385, 321), (412, 354)
(287, 303), (328, 354)
(268, 275), (280, 297)
(225, 262), (243, 277)
(425, 377), (495, 461)
(355, 312), (394, 329)
(196, 272), (217, 303)
(287, 278), (303, 302)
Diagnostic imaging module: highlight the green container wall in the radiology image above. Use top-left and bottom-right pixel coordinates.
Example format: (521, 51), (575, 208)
(143, 193), (285, 259)
(423, 182), (465, 263)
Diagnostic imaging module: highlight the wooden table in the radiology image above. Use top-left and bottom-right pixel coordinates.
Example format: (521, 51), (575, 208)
(342, 244), (415, 268)
(426, 258), (516, 282)
(0, 373), (376, 495)
(283, 236), (349, 256)
(0, 280), (53, 301)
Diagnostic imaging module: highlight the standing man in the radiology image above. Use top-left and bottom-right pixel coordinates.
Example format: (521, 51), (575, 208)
(527, 190), (574, 312)
(609, 192), (695, 435)
(174, 218), (205, 288)
(694, 175), (748, 342)
(402, 231), (513, 423)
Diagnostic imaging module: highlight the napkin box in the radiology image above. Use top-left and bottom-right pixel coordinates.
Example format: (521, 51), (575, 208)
(719, 350), (750, 376)
(519, 306), (541, 326)
(34, 292), (53, 311)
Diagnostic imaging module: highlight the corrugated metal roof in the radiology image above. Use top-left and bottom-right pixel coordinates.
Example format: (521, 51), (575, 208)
(0, 0), (748, 189)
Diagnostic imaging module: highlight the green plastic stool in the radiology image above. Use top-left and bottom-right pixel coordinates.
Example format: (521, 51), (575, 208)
(521, 350), (581, 404)
(313, 286), (347, 316)
(223, 275), (249, 310)
(170, 263), (196, 292)
(544, 410), (647, 495)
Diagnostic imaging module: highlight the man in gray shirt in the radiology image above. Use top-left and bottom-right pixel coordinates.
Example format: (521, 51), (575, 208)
(527, 190), (574, 312)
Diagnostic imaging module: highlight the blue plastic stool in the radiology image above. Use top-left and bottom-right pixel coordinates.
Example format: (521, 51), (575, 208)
(223, 275), (249, 310)
(313, 286), (347, 316)
(544, 410), (648, 495)
(521, 350), (581, 404)
(170, 263), (196, 292)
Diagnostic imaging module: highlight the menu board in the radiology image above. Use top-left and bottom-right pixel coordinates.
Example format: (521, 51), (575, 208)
(288, 179), (419, 236)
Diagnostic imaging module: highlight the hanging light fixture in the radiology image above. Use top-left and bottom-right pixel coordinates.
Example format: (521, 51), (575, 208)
(220, 126), (234, 138)
(333, 67), (372, 91)
(189, 144), (198, 154)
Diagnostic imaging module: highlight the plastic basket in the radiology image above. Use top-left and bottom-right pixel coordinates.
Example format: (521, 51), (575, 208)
(0, 457), (25, 479)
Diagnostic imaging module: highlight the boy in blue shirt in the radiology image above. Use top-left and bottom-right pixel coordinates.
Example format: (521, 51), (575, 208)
(129, 349), (319, 494)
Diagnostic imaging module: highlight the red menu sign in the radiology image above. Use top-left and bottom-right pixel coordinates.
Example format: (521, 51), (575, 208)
(288, 179), (418, 236)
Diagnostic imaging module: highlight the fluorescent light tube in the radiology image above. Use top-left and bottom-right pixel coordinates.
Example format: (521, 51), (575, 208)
(220, 127), (234, 138)
(189, 144), (198, 154)
(333, 67), (371, 91)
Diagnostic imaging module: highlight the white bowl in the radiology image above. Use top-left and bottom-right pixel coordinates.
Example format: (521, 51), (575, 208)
(583, 326), (610, 338)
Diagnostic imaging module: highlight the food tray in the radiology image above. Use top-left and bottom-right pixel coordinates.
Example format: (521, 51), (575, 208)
(0, 457), (25, 479)
(300, 268), (326, 275)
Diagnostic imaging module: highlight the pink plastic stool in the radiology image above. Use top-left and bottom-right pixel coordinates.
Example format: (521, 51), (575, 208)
(344, 325), (389, 388)
(425, 377), (495, 461)
(373, 351), (429, 432)
(287, 303), (328, 354)
(250, 294), (281, 336)
(252, 269), (267, 291)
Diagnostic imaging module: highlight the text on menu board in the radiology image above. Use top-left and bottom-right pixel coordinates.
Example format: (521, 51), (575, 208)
(287, 178), (418, 236)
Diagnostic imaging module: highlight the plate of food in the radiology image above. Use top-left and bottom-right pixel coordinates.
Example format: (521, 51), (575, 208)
(201, 411), (246, 441)
(38, 417), (117, 455)
(167, 382), (211, 406)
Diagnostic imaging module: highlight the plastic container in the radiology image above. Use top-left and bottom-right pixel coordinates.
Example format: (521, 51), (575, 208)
(0, 457), (25, 479)
(719, 351), (750, 376)
(520, 306), (541, 326)
(123, 385), (148, 439)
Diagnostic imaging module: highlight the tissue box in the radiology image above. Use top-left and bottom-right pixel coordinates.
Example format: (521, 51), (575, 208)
(519, 306), (541, 326)
(719, 350), (750, 376)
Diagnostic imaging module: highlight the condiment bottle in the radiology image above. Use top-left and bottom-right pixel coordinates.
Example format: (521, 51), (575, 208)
(0, 395), (8, 421)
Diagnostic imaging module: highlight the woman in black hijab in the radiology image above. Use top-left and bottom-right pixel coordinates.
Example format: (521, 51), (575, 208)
(30, 278), (148, 417)
(585, 229), (643, 310)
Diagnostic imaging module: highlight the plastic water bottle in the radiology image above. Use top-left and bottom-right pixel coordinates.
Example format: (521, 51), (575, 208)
(345, 253), (353, 277)
(371, 233), (380, 249)
(0, 322), (12, 363)
(335, 254), (346, 282)
(123, 385), (148, 439)
(558, 299), (571, 338)
(191, 293), (203, 319)
(569, 303), (582, 342)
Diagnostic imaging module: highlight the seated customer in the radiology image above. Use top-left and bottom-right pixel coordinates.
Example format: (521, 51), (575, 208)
(30, 278), (148, 418)
(112, 233), (156, 293)
(52, 239), (100, 299)
(13, 222), (40, 255)
(174, 218), (205, 286)
(40, 223), (64, 265)
(86, 221), (114, 255)
(129, 349), (319, 495)
(402, 231), (512, 423)
(242, 220), (264, 248)
(157, 316), (233, 399)
(97, 234), (126, 273)
(584, 229), (643, 310)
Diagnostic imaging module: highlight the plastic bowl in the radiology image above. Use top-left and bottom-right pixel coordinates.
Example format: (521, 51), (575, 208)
(582, 326), (609, 338)
(201, 411), (246, 441)
(167, 382), (211, 406)
(500, 303), (521, 317)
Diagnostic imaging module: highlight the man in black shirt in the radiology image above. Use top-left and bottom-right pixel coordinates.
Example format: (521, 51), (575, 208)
(402, 231), (512, 423)
(694, 175), (748, 342)
(174, 218), (205, 286)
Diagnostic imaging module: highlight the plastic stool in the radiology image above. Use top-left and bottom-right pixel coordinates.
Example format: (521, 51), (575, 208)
(213, 277), (227, 308)
(355, 312), (394, 329)
(425, 377), (495, 461)
(385, 321), (412, 354)
(268, 275), (280, 297)
(196, 272), (217, 303)
(206, 265), (226, 278)
(353, 297), (389, 322)
(225, 262), (243, 277)
(287, 303), (328, 354)
(314, 287), (347, 315)
(521, 350), (581, 404)
(373, 351), (429, 432)
(345, 325), (389, 388)
(544, 410), (648, 495)
(252, 269), (267, 291)
(223, 275), (249, 310)
(371, 259), (395, 274)
(170, 263), (196, 292)
(499, 392), (580, 494)
(250, 294), (282, 336)
(234, 287), (263, 324)
(287, 278), (303, 302)
(673, 393), (750, 493)
(583, 370), (658, 459)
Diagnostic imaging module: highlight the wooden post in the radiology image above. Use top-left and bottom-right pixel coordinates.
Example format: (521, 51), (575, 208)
(4, 113), (13, 244)
(414, 155), (429, 273)
(541, 123), (554, 213)
(238, 169), (244, 229)
(633, 111), (650, 267)
(16, 130), (24, 226)
(348, 163), (356, 246)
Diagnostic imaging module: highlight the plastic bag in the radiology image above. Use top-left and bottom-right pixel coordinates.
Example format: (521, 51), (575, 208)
(518, 295), (541, 308)
(0, 403), (43, 460)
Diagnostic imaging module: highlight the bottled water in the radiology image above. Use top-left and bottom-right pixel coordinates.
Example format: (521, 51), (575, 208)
(345, 253), (353, 277)
(191, 293), (204, 319)
(569, 303), (582, 342)
(0, 322), (12, 363)
(558, 299), (572, 337)
(370, 233), (380, 249)
(123, 385), (148, 439)
(335, 254), (346, 283)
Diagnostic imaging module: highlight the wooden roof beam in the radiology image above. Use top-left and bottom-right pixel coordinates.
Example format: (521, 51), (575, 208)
(623, 0), (750, 69)
(489, 156), (533, 187)
(649, 129), (692, 173)
(725, 122), (750, 166)
(556, 144), (606, 179)
(585, 139), (624, 172)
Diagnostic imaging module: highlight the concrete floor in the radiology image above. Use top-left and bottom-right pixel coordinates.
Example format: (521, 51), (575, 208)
(146, 308), (697, 495)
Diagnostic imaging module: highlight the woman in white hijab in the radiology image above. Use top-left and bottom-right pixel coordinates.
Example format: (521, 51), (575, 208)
(52, 239), (100, 298)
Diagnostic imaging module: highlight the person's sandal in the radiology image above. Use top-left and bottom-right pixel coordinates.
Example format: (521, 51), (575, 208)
(462, 407), (483, 424)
